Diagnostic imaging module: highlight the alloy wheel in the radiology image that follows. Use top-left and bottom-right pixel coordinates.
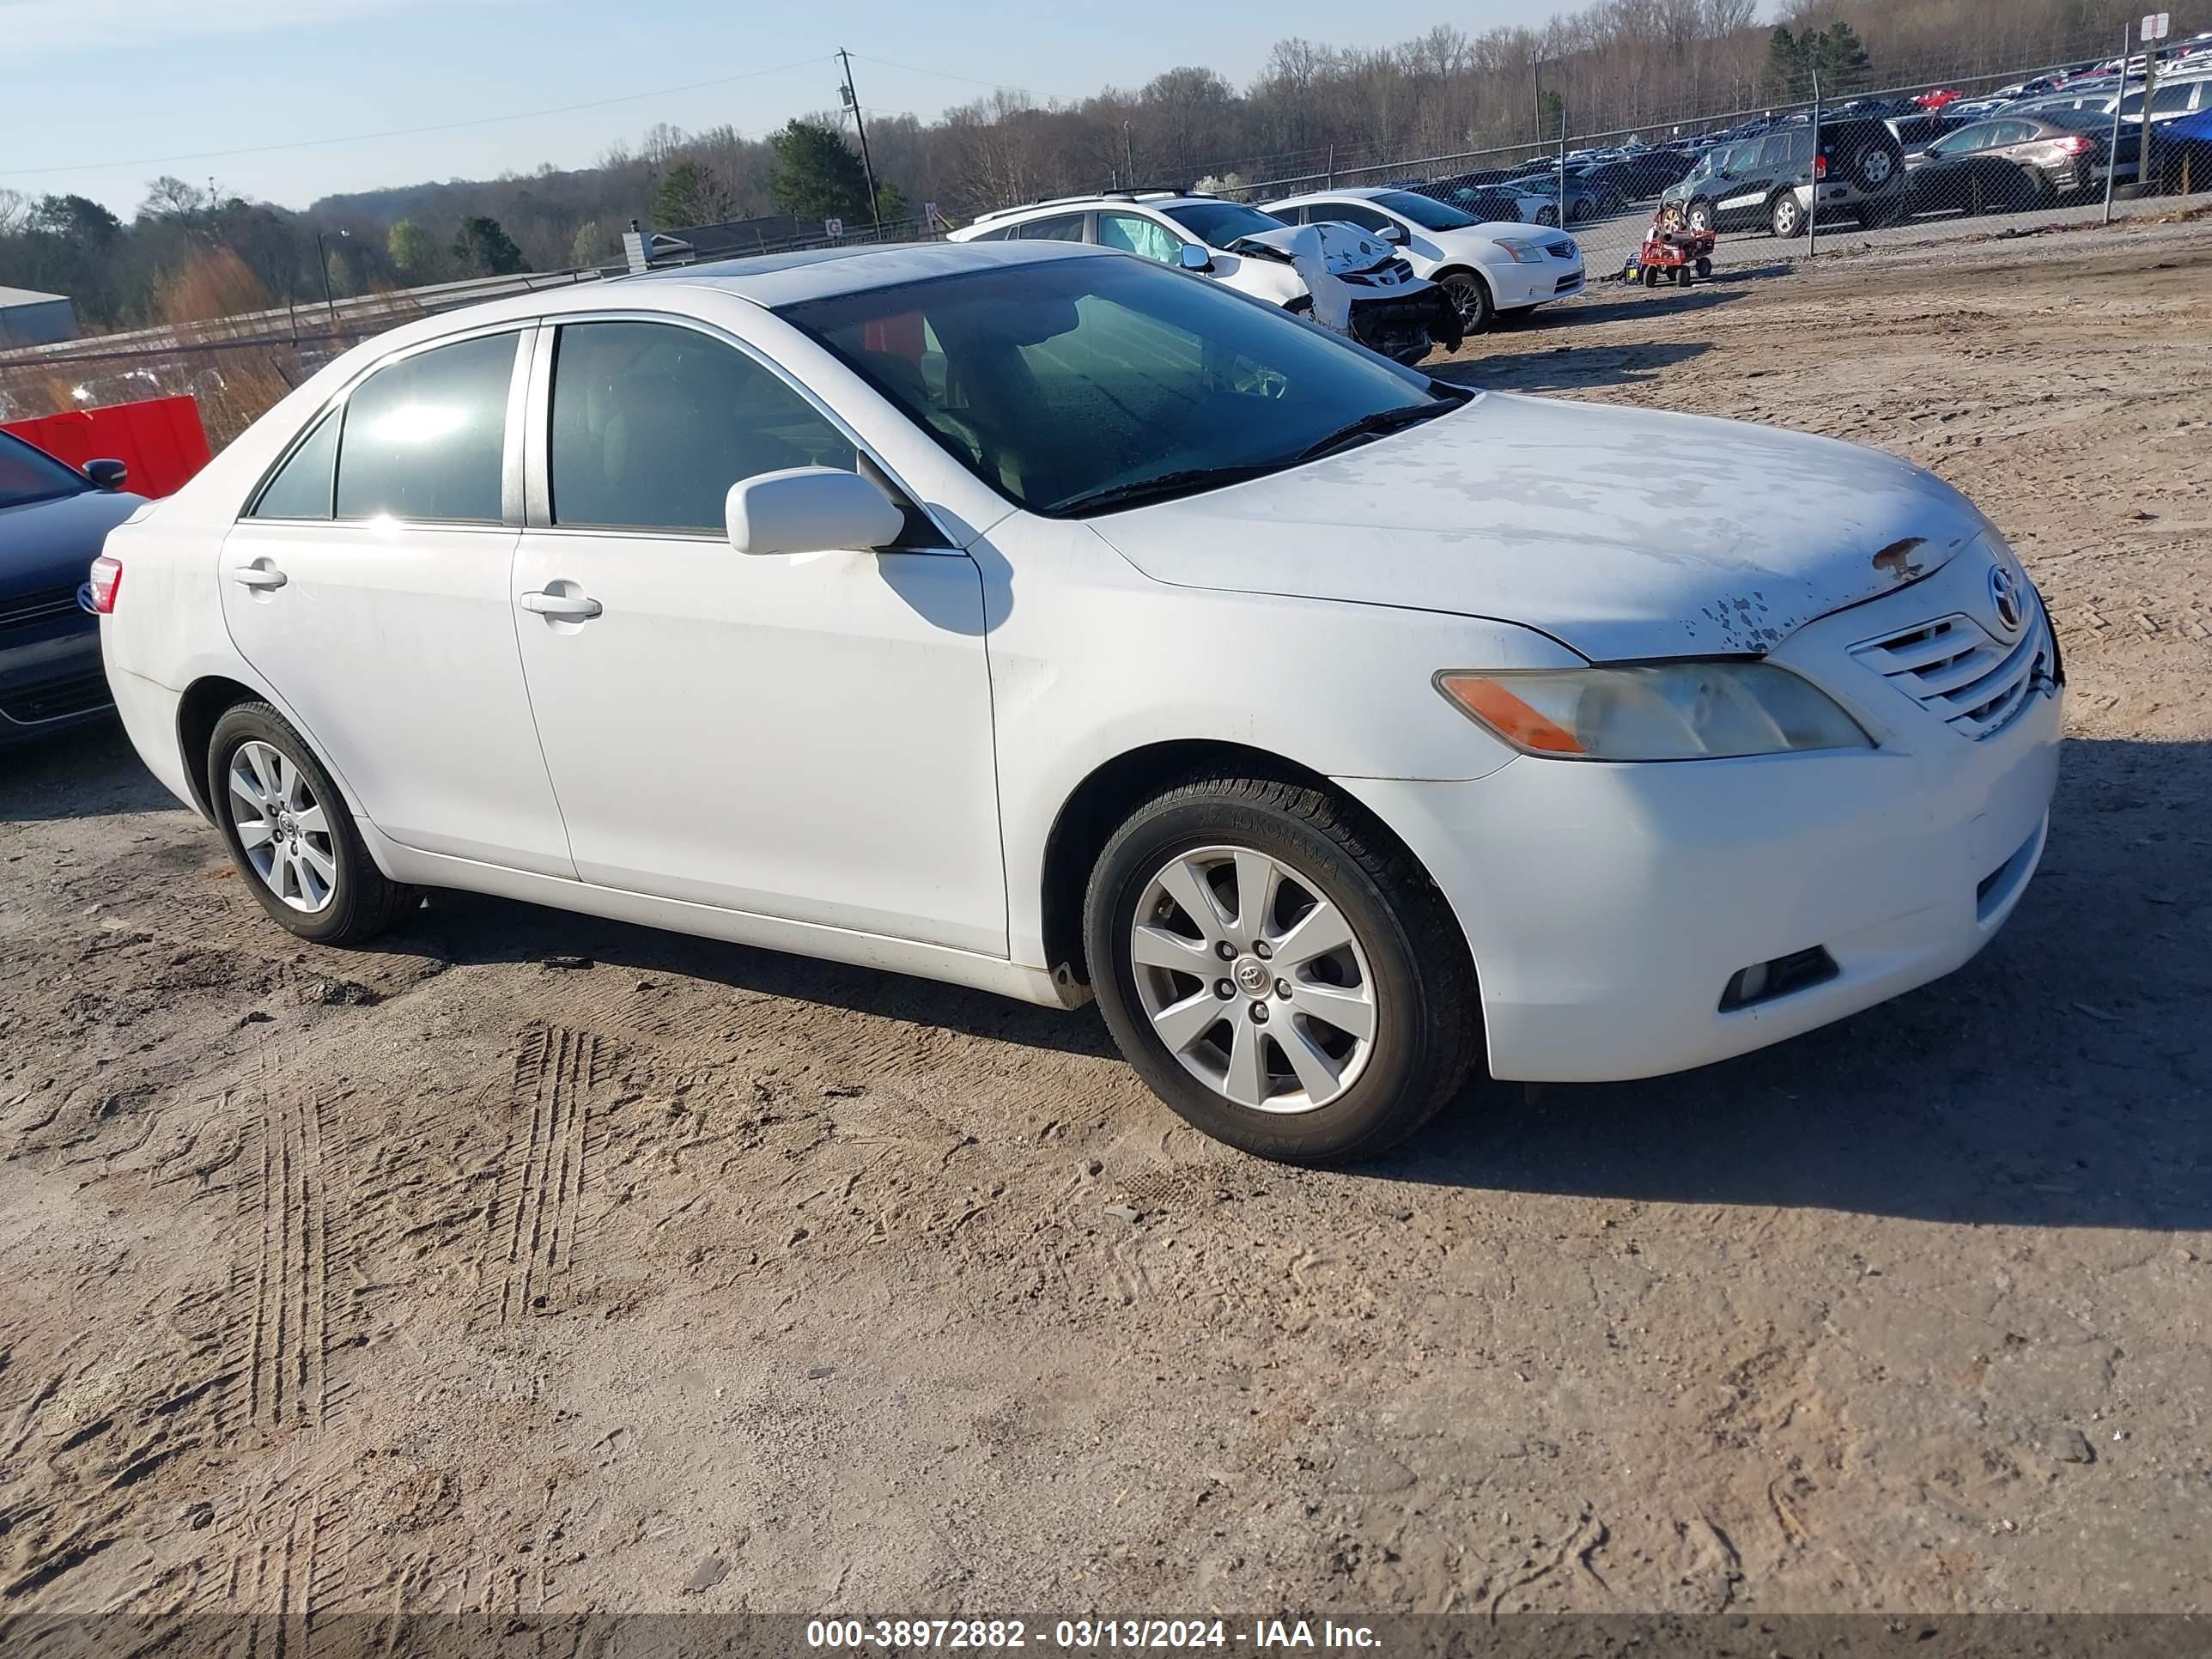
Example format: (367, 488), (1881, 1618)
(1127, 844), (1376, 1114)
(226, 739), (338, 914)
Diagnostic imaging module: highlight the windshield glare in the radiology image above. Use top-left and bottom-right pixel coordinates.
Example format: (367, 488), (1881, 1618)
(1376, 191), (1477, 230)
(783, 253), (1441, 518)
(0, 434), (90, 511)
(1158, 199), (1289, 247)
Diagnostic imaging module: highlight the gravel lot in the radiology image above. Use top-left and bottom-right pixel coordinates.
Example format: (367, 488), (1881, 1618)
(2, 221), (2208, 1631)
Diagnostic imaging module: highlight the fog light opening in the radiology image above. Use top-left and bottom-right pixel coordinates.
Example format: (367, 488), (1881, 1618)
(1720, 946), (1838, 1012)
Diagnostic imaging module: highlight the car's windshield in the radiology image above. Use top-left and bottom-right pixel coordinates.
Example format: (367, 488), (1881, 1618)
(1375, 191), (1478, 230)
(0, 433), (90, 511)
(1157, 200), (1288, 247)
(782, 253), (1446, 518)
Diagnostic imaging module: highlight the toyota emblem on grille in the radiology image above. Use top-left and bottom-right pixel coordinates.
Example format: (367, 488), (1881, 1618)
(1987, 563), (2025, 638)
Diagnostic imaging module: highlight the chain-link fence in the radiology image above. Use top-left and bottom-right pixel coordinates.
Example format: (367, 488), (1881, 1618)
(1211, 48), (2212, 316)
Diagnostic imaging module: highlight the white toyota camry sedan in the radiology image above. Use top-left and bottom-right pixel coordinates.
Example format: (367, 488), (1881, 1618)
(93, 240), (2061, 1164)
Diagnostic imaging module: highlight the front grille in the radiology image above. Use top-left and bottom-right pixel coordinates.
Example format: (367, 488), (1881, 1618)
(1543, 239), (1577, 259)
(1554, 271), (1583, 293)
(0, 672), (111, 726)
(0, 586), (83, 635)
(1850, 596), (2051, 742)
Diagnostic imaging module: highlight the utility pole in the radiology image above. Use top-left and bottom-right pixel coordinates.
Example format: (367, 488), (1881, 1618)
(836, 48), (883, 235)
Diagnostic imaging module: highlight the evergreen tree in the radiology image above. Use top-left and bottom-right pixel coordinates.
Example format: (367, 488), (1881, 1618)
(652, 158), (732, 229)
(451, 216), (526, 276)
(767, 120), (871, 225)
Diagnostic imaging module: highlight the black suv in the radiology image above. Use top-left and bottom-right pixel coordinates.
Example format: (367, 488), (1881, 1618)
(1661, 117), (1909, 236)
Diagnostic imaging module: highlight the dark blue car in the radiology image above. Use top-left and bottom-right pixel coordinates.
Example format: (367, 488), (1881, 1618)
(0, 431), (145, 745)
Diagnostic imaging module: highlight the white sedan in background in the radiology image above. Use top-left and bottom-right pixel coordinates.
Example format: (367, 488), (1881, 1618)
(1263, 185), (1584, 331)
(94, 240), (2058, 1165)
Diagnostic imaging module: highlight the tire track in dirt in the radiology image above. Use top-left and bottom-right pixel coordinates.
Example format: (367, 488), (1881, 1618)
(229, 1073), (353, 1434)
(492, 1027), (613, 1325)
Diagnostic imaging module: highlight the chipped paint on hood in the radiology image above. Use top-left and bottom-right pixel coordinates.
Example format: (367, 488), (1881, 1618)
(1085, 390), (1994, 662)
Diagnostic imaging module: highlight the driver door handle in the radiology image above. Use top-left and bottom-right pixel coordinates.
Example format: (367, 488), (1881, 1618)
(520, 588), (604, 621)
(231, 564), (288, 590)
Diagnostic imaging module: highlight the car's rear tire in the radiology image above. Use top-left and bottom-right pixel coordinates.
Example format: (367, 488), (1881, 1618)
(1771, 193), (1805, 238)
(1083, 773), (1481, 1165)
(206, 702), (416, 946)
(1440, 270), (1494, 334)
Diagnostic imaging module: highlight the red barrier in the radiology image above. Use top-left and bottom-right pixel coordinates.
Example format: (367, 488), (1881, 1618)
(2, 395), (212, 498)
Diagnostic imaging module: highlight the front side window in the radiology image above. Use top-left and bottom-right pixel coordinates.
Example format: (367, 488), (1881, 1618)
(334, 331), (516, 523)
(783, 252), (1445, 518)
(1097, 211), (1183, 264)
(0, 431), (90, 510)
(548, 319), (854, 534)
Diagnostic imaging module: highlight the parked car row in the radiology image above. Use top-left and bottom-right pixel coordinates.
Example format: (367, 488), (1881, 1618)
(952, 186), (1583, 351)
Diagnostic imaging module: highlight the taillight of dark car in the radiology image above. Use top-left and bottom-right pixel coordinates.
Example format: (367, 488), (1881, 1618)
(1814, 155), (1828, 179)
(87, 555), (123, 614)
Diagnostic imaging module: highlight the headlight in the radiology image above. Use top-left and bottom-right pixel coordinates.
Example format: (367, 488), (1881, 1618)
(1492, 237), (1546, 264)
(1434, 663), (1873, 760)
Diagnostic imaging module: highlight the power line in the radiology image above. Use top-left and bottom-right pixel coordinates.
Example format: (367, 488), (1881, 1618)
(0, 55), (834, 179)
(846, 52), (1034, 94)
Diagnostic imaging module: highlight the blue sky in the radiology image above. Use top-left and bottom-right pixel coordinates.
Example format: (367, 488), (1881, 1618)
(3, 0), (1578, 216)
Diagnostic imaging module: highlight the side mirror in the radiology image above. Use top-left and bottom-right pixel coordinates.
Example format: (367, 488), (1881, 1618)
(725, 467), (904, 557)
(1178, 243), (1214, 272)
(83, 458), (128, 491)
(1376, 222), (1407, 244)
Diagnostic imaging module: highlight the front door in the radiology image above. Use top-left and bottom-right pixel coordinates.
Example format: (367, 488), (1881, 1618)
(219, 326), (575, 877)
(508, 317), (1006, 956)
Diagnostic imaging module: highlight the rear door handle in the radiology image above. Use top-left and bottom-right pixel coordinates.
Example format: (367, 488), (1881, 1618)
(232, 564), (288, 590)
(520, 588), (603, 620)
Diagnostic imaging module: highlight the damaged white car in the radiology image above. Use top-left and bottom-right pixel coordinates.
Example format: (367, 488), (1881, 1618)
(94, 240), (2060, 1165)
(950, 190), (1461, 364)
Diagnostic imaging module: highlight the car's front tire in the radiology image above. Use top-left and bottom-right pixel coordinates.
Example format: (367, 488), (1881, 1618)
(206, 701), (416, 945)
(1084, 774), (1481, 1164)
(1440, 270), (1494, 334)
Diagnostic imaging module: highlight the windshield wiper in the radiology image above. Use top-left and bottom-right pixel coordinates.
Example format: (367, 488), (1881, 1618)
(1049, 465), (1280, 517)
(1293, 395), (1465, 464)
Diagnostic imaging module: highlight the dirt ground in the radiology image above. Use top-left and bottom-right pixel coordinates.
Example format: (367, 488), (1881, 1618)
(3, 223), (2208, 1633)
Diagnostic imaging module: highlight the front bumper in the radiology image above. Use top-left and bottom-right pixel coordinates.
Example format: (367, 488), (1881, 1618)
(1337, 555), (2063, 1083)
(1346, 289), (1462, 362)
(1493, 260), (1583, 308)
(0, 624), (110, 745)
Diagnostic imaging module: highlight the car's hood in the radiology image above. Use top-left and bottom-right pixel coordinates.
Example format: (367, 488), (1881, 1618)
(1085, 392), (1991, 661)
(1234, 221), (1401, 276)
(0, 489), (147, 597)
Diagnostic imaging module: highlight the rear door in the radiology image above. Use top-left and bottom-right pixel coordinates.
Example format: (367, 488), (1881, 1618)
(220, 325), (575, 876)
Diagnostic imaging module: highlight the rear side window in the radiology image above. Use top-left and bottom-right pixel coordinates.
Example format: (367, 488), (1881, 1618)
(548, 319), (854, 534)
(335, 332), (517, 523)
(1013, 215), (1085, 241)
(250, 410), (339, 519)
(1312, 201), (1392, 232)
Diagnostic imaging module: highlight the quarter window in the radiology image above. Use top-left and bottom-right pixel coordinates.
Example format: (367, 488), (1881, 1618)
(250, 410), (339, 519)
(548, 320), (855, 534)
(334, 331), (517, 523)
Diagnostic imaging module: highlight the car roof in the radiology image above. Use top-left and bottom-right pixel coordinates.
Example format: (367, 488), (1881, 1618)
(1263, 185), (1391, 204)
(621, 238), (1109, 307)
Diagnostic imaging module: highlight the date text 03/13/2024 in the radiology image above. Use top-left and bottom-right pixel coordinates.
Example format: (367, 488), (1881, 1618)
(805, 1618), (1382, 1650)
